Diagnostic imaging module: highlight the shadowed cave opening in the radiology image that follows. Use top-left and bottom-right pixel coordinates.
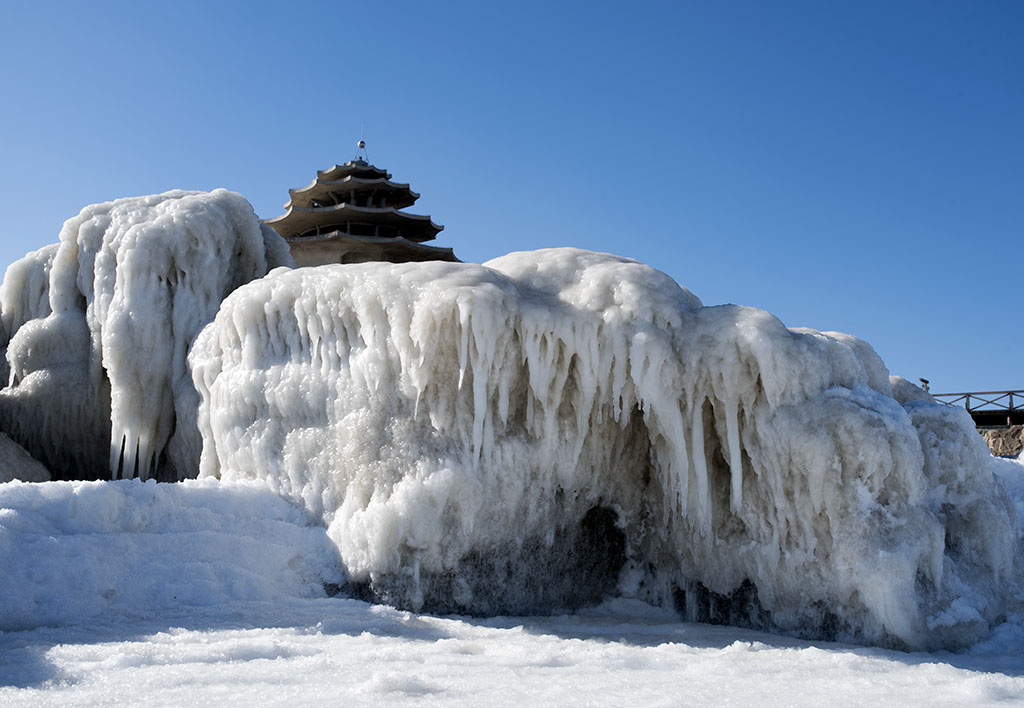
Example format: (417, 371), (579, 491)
(673, 579), (773, 632)
(344, 504), (629, 616)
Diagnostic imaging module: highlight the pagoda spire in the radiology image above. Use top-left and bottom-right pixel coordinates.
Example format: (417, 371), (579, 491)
(353, 123), (369, 163)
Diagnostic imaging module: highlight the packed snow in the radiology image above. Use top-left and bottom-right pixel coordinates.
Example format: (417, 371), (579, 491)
(0, 190), (293, 481)
(1, 192), (1023, 703)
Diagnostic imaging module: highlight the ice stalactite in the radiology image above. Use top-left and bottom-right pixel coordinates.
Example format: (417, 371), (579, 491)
(190, 248), (1018, 650)
(0, 190), (294, 481)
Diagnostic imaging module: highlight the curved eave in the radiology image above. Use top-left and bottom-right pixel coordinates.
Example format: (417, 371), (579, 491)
(264, 204), (443, 242)
(288, 231), (459, 263)
(286, 176), (419, 209)
(316, 161), (390, 181)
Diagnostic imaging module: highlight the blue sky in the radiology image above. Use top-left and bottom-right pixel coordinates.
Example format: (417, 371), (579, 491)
(1, 1), (1020, 392)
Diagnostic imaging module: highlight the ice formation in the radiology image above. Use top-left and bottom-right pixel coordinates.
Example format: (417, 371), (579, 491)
(190, 248), (1019, 650)
(0, 243), (56, 386)
(0, 190), (294, 480)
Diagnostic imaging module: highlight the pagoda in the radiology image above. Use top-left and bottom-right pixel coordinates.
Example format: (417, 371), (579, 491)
(264, 141), (458, 266)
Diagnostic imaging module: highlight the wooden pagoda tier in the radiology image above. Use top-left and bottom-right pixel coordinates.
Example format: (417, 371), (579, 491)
(264, 159), (457, 266)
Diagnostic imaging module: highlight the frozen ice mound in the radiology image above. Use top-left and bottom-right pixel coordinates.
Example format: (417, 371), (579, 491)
(0, 190), (294, 481)
(0, 478), (344, 630)
(190, 248), (1019, 650)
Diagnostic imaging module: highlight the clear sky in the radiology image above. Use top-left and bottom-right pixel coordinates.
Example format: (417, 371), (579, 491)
(0, 1), (1020, 393)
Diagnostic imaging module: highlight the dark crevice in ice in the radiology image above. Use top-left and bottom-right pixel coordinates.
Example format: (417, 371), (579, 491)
(673, 579), (773, 632)
(347, 504), (628, 616)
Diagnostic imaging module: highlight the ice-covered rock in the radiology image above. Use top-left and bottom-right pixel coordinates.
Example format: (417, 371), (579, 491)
(190, 248), (1019, 650)
(890, 375), (936, 404)
(0, 190), (294, 480)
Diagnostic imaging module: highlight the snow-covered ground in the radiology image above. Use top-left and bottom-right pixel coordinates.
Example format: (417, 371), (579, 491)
(1, 475), (1023, 706)
(2, 597), (1024, 706)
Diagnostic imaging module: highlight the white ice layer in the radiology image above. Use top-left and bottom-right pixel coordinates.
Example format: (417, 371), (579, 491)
(0, 190), (293, 480)
(191, 248), (1019, 650)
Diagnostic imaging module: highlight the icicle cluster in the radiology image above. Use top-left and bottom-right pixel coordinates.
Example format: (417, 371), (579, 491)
(0, 190), (294, 480)
(191, 248), (1018, 650)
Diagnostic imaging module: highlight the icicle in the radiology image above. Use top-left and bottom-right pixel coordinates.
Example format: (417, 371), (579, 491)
(122, 434), (138, 481)
(457, 309), (469, 390)
(724, 397), (743, 513)
(651, 404), (690, 517)
(470, 325), (487, 465)
(689, 398), (711, 535)
(109, 434), (124, 481)
(497, 368), (510, 425)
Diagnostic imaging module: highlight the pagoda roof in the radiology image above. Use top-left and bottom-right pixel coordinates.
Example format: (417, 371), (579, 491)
(316, 160), (390, 181)
(288, 230), (459, 264)
(264, 203), (443, 242)
(286, 175), (419, 209)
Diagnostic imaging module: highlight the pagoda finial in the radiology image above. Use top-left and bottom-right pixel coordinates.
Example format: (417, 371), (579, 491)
(354, 122), (369, 163)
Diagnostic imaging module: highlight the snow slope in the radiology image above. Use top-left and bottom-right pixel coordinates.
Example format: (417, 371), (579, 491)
(0, 479), (342, 631)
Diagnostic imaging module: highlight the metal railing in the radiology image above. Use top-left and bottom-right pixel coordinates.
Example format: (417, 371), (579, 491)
(932, 390), (1024, 427)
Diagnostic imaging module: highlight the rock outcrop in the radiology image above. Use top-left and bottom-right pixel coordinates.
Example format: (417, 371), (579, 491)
(982, 425), (1024, 457)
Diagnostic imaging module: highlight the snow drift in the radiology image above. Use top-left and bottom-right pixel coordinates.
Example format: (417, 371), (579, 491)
(0, 479), (343, 630)
(190, 248), (1019, 650)
(0, 190), (294, 481)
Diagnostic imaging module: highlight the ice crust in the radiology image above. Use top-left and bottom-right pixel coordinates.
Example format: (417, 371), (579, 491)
(190, 248), (1019, 650)
(0, 190), (293, 480)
